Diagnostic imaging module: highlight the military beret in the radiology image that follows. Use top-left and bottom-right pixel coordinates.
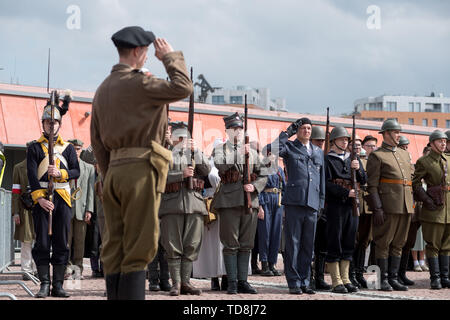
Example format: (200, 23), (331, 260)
(112, 26), (156, 48)
(68, 139), (84, 147)
(296, 117), (312, 127)
(224, 112), (244, 129)
(362, 135), (378, 146)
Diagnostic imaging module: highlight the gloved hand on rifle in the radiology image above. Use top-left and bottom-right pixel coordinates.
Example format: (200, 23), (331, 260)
(414, 187), (438, 211)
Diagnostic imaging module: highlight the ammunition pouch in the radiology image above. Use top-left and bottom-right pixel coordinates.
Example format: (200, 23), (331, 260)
(20, 186), (34, 210)
(426, 185), (445, 207)
(220, 169), (257, 185)
(165, 178), (205, 194)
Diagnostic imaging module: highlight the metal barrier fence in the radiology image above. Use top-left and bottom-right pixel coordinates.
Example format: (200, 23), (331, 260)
(0, 188), (36, 300)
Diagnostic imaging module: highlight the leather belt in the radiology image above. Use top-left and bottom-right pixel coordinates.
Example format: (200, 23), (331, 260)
(263, 188), (281, 193)
(380, 178), (412, 186)
(165, 178), (205, 193)
(332, 179), (360, 191)
(110, 147), (152, 161)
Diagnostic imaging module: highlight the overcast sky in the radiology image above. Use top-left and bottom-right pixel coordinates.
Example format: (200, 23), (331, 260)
(0, 0), (449, 115)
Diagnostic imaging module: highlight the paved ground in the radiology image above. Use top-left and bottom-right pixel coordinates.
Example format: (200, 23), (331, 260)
(1, 256), (449, 301)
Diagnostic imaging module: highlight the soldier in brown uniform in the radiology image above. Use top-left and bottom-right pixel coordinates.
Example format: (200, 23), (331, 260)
(91, 26), (193, 300)
(212, 113), (268, 294)
(12, 142), (36, 279)
(159, 121), (211, 296)
(412, 130), (450, 289)
(366, 119), (414, 291)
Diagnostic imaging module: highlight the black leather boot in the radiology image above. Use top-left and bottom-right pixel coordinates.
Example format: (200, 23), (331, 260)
(269, 263), (281, 276)
(35, 265), (51, 298)
(211, 277), (220, 291)
(428, 257), (442, 290)
(398, 249), (415, 286)
(354, 247), (368, 289)
(221, 275), (228, 291)
(159, 279), (172, 292)
(237, 252), (257, 294)
(314, 254), (331, 291)
(388, 256), (408, 291)
(51, 265), (70, 298)
(377, 258), (393, 291)
(238, 280), (258, 294)
(148, 279), (160, 291)
(349, 260), (361, 289)
(118, 271), (146, 300)
(260, 261), (274, 276)
(224, 254), (237, 294)
(439, 255), (450, 288)
(105, 273), (120, 300)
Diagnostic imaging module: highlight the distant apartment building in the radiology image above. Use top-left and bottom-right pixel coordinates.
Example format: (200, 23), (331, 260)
(197, 85), (287, 112)
(354, 93), (450, 128)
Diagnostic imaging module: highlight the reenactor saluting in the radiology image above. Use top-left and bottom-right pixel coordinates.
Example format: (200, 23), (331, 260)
(412, 130), (450, 289)
(272, 118), (325, 295)
(91, 26), (193, 300)
(212, 112), (268, 294)
(159, 121), (211, 296)
(28, 103), (80, 298)
(366, 119), (414, 291)
(324, 127), (366, 294)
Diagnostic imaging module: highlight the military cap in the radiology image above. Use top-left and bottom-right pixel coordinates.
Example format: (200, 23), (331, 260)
(362, 135), (378, 146)
(112, 26), (156, 48)
(42, 105), (62, 123)
(311, 126), (326, 140)
(398, 136), (410, 146)
(429, 130), (448, 143)
(68, 139), (84, 147)
(224, 112), (244, 129)
(170, 121), (189, 138)
(379, 119), (402, 133)
(329, 126), (351, 142)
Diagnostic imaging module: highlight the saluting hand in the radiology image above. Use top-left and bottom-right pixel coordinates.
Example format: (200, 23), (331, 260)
(350, 160), (360, 170)
(154, 38), (174, 61)
(38, 198), (54, 213)
(48, 165), (62, 178)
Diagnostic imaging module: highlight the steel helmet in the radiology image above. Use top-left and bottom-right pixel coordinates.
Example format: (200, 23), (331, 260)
(379, 119), (402, 133)
(42, 105), (62, 123)
(429, 130), (448, 143)
(398, 136), (410, 146)
(329, 126), (351, 142)
(311, 126), (326, 140)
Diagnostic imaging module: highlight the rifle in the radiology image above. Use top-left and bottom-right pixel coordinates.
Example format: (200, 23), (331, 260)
(47, 89), (57, 235)
(243, 95), (252, 214)
(351, 114), (361, 217)
(324, 107), (330, 154)
(187, 67), (195, 190)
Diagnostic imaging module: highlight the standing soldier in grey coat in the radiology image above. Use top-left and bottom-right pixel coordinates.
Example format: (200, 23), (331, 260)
(159, 122), (211, 296)
(212, 113), (268, 294)
(66, 139), (95, 280)
(412, 130), (450, 289)
(12, 141), (36, 279)
(366, 119), (414, 291)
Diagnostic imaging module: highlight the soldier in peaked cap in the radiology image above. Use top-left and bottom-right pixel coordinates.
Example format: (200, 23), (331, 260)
(269, 117), (325, 295)
(91, 25), (193, 300)
(412, 130), (450, 289)
(28, 104), (80, 298)
(211, 112), (268, 294)
(158, 121), (211, 296)
(366, 119), (414, 291)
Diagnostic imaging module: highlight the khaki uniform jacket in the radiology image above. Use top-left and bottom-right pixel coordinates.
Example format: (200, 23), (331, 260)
(211, 141), (268, 209)
(412, 150), (450, 224)
(91, 51), (193, 178)
(71, 159), (95, 221)
(360, 158), (371, 214)
(367, 142), (414, 214)
(12, 160), (35, 242)
(159, 147), (211, 217)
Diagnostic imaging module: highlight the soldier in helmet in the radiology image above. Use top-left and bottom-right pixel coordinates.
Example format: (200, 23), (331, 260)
(445, 131), (450, 155)
(158, 121), (211, 296)
(366, 119), (414, 291)
(324, 126), (366, 294)
(412, 130), (450, 289)
(27, 102), (80, 298)
(311, 126), (326, 150)
(398, 136), (410, 151)
(211, 112), (268, 294)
